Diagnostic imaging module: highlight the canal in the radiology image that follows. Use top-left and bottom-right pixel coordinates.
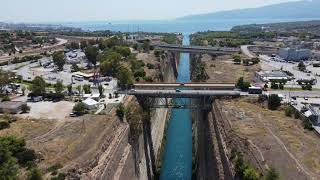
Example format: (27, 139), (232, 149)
(160, 34), (193, 180)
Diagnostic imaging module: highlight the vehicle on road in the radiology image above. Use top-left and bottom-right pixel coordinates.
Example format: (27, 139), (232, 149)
(248, 87), (263, 94)
(175, 89), (181, 92)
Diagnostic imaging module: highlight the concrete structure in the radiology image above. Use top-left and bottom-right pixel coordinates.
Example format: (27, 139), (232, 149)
(133, 83), (235, 90)
(0, 101), (26, 114)
(256, 70), (289, 82)
(153, 44), (239, 55)
(120, 89), (240, 98)
(279, 48), (311, 61)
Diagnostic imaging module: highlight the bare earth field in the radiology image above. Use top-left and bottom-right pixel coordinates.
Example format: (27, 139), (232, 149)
(0, 110), (125, 179)
(202, 54), (260, 83)
(222, 97), (320, 180)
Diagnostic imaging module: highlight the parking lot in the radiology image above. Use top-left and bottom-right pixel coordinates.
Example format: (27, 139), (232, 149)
(260, 55), (320, 89)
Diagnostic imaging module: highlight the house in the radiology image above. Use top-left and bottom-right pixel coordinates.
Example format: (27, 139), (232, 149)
(83, 98), (99, 110)
(0, 101), (26, 114)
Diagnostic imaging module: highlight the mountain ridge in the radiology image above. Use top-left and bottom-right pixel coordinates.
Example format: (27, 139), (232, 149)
(177, 0), (320, 21)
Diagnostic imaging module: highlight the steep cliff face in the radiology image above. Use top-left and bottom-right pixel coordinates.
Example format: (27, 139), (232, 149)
(114, 51), (177, 180)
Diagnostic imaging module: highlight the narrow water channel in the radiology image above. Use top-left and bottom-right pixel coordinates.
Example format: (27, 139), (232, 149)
(160, 35), (192, 180)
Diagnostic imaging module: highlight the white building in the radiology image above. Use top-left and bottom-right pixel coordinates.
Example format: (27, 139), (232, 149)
(279, 48), (311, 61)
(83, 98), (99, 110)
(256, 71), (289, 82)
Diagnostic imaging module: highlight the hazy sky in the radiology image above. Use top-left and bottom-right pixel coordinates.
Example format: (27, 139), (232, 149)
(0, 0), (299, 22)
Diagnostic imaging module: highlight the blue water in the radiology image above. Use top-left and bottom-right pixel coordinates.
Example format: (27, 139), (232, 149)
(62, 18), (317, 33)
(160, 35), (192, 180)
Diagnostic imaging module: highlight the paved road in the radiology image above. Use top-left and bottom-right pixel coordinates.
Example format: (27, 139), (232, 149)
(118, 89), (240, 98)
(134, 83), (235, 90)
(267, 91), (320, 98)
(154, 44), (239, 54)
(0, 38), (68, 62)
(241, 45), (256, 58)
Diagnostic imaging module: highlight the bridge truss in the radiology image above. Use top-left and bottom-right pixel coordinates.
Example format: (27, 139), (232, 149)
(136, 95), (213, 110)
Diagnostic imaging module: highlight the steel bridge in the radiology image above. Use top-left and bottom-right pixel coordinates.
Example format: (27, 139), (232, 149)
(117, 89), (240, 110)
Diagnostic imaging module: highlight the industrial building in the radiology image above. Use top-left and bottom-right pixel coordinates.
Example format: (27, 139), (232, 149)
(255, 70), (290, 82)
(279, 48), (311, 61)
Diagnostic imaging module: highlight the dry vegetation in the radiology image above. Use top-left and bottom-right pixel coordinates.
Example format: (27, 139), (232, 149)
(222, 97), (320, 179)
(202, 54), (260, 83)
(0, 111), (124, 178)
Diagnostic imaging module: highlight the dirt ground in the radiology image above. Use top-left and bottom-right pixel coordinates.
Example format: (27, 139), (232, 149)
(0, 109), (124, 178)
(202, 54), (260, 83)
(136, 51), (158, 80)
(221, 97), (320, 180)
(18, 101), (75, 120)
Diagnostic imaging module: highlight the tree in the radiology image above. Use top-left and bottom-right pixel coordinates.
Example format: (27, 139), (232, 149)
(98, 85), (104, 97)
(82, 84), (91, 94)
(54, 81), (64, 94)
(268, 94), (281, 110)
(52, 51), (65, 71)
(116, 103), (125, 121)
(22, 86), (26, 96)
(67, 84), (72, 95)
(80, 41), (88, 50)
(298, 62), (306, 71)
(76, 85), (82, 95)
(73, 102), (86, 115)
(233, 54), (242, 64)
(236, 77), (251, 91)
(142, 40), (150, 52)
(0, 154), (18, 180)
(29, 76), (46, 96)
(21, 104), (30, 113)
(27, 167), (42, 180)
(117, 66), (134, 89)
(71, 64), (80, 72)
(265, 167), (280, 180)
(114, 46), (131, 58)
(2, 96), (10, 102)
(85, 46), (99, 66)
(0, 70), (14, 95)
(243, 167), (260, 180)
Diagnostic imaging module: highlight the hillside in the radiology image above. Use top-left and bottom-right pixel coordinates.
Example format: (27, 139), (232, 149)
(178, 0), (320, 21)
(231, 20), (320, 35)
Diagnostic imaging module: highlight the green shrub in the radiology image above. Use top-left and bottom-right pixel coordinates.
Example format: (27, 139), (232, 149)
(72, 102), (87, 116)
(27, 167), (43, 180)
(16, 149), (37, 166)
(284, 106), (294, 117)
(0, 121), (10, 130)
(116, 103), (125, 121)
(268, 94), (281, 110)
(265, 167), (280, 180)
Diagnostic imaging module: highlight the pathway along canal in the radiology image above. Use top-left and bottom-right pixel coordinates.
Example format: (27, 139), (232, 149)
(160, 35), (193, 180)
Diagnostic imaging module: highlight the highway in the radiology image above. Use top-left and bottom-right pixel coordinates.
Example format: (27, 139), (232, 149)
(134, 83), (235, 90)
(117, 89), (241, 98)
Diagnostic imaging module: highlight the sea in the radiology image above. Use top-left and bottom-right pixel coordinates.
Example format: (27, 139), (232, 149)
(61, 18), (318, 34)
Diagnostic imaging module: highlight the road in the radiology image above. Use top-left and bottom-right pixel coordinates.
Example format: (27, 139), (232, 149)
(118, 89), (240, 98)
(134, 83), (235, 90)
(0, 38), (68, 62)
(241, 45), (256, 58)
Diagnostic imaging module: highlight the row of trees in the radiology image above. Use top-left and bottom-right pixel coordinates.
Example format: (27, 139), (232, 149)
(232, 54), (260, 65)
